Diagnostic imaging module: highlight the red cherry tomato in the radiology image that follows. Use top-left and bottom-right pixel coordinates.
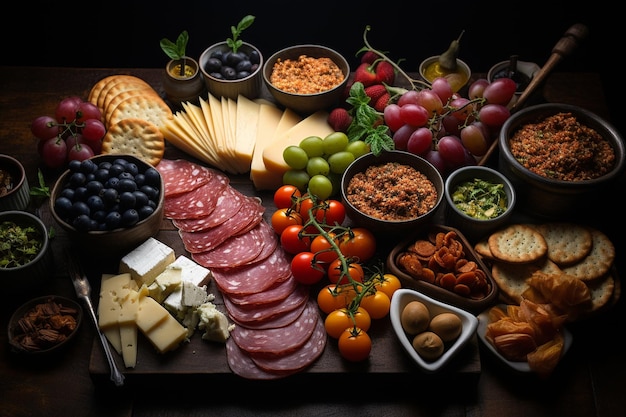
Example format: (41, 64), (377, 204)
(274, 184), (302, 210)
(313, 199), (346, 226)
(310, 232), (339, 264)
(270, 208), (303, 235)
(290, 251), (325, 285)
(327, 258), (364, 285)
(338, 228), (377, 262)
(279, 224), (311, 254)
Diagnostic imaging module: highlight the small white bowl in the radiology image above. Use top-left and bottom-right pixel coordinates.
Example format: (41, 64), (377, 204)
(390, 288), (478, 373)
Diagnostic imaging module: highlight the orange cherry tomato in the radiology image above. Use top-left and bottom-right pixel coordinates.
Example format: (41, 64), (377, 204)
(338, 327), (372, 362)
(327, 258), (364, 285)
(338, 228), (377, 262)
(324, 307), (371, 339)
(310, 232), (339, 264)
(360, 290), (391, 319)
(316, 284), (350, 314)
(372, 273), (402, 300)
(270, 207), (303, 235)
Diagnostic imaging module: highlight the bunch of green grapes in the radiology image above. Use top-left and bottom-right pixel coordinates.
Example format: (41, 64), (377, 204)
(282, 132), (370, 200)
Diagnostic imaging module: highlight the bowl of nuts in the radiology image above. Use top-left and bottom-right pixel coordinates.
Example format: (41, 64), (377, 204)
(263, 44), (350, 115)
(8, 295), (83, 355)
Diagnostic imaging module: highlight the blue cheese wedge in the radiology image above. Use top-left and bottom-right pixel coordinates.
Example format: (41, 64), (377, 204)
(163, 255), (212, 318)
(119, 237), (175, 286)
(196, 302), (234, 343)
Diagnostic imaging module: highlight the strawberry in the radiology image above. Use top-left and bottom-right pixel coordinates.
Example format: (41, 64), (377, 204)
(360, 50), (380, 64)
(327, 107), (353, 132)
(364, 84), (388, 103)
(373, 92), (391, 112)
(353, 62), (377, 87)
(375, 61), (395, 85)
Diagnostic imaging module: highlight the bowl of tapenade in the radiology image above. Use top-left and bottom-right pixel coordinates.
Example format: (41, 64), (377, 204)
(340, 150), (444, 236)
(498, 103), (625, 219)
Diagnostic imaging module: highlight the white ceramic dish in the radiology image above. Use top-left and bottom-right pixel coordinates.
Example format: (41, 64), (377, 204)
(477, 305), (573, 373)
(389, 288), (478, 373)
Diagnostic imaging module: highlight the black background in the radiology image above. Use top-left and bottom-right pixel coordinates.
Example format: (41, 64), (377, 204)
(2, 0), (620, 132)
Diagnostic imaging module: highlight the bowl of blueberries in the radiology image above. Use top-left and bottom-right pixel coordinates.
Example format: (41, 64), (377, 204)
(49, 154), (164, 259)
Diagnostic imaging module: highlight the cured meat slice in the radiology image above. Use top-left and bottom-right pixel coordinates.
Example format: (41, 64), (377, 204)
(164, 171), (229, 219)
(230, 299), (318, 356)
(211, 246), (292, 295)
(226, 292), (307, 330)
(179, 195), (265, 253)
(226, 337), (292, 380)
(190, 221), (265, 268)
(241, 221), (279, 265)
(223, 285), (309, 325)
(225, 274), (297, 307)
(251, 314), (327, 373)
(156, 159), (213, 197)
(172, 187), (244, 232)
(231, 201), (266, 236)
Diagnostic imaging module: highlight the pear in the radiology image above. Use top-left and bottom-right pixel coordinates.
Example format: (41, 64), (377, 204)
(438, 30), (465, 71)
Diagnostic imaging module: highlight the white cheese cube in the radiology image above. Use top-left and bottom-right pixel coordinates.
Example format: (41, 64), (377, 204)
(119, 238), (175, 286)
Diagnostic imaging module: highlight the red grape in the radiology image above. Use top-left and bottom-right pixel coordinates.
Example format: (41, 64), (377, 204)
(397, 90), (420, 107)
(392, 124), (416, 150)
(31, 115), (59, 140)
(468, 78), (489, 99)
(399, 103), (429, 127)
(55, 96), (82, 123)
(479, 104), (510, 127)
(40, 137), (68, 168)
(460, 122), (489, 156)
(437, 135), (466, 166)
(76, 101), (102, 123)
(67, 142), (95, 162)
(407, 127), (433, 156)
(383, 103), (404, 133)
(416, 89), (443, 116)
(482, 78), (517, 106)
(430, 77), (453, 103)
(81, 119), (106, 142)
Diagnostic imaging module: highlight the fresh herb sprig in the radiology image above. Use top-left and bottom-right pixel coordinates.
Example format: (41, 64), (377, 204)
(227, 15), (255, 54)
(160, 30), (190, 76)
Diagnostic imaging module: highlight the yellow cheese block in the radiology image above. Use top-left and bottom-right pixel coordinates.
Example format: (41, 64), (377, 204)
(119, 323), (138, 368)
(147, 266), (182, 303)
(262, 110), (333, 175)
(144, 313), (188, 354)
(135, 295), (170, 333)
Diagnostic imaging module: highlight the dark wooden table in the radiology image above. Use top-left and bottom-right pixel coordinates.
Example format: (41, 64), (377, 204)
(1, 66), (624, 417)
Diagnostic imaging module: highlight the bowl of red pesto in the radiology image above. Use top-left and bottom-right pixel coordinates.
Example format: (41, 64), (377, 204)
(340, 150), (444, 236)
(498, 103), (625, 219)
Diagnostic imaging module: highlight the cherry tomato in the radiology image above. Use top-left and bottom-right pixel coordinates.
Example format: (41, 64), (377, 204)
(360, 290), (391, 319)
(270, 207), (303, 235)
(310, 232), (339, 263)
(324, 307), (371, 339)
(327, 259), (364, 285)
(280, 224), (311, 254)
(338, 228), (377, 262)
(316, 284), (350, 314)
(338, 327), (372, 362)
(298, 194), (316, 222)
(274, 184), (302, 210)
(372, 273), (402, 300)
(290, 251), (325, 285)
(313, 199), (346, 226)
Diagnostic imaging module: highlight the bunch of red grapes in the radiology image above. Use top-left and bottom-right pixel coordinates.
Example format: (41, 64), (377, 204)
(31, 96), (106, 169)
(383, 77), (516, 176)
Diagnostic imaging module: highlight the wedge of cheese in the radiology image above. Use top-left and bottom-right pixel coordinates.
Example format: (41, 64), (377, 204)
(262, 110), (333, 175)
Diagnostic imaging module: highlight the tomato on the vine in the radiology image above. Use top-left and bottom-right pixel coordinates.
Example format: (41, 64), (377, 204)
(290, 251), (325, 285)
(327, 259), (364, 285)
(279, 224), (311, 254)
(298, 194), (315, 222)
(338, 327), (372, 362)
(270, 207), (303, 235)
(313, 199), (346, 226)
(316, 284), (350, 314)
(324, 307), (371, 339)
(360, 290), (391, 319)
(338, 228), (377, 262)
(274, 184), (302, 210)
(371, 273), (402, 300)
(310, 232), (339, 263)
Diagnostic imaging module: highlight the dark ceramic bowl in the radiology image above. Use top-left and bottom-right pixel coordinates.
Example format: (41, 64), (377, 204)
(0, 210), (54, 294)
(498, 103), (625, 219)
(444, 165), (516, 242)
(340, 150), (444, 236)
(0, 154), (30, 212)
(8, 295), (83, 355)
(49, 154), (164, 259)
(263, 44), (350, 115)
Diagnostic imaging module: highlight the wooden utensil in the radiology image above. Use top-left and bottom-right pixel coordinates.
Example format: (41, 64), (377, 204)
(478, 23), (589, 166)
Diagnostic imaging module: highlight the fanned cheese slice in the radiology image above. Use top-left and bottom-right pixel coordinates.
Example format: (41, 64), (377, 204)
(250, 103), (286, 190)
(235, 94), (261, 176)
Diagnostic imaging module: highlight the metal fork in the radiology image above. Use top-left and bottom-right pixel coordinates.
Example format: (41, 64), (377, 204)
(65, 250), (125, 387)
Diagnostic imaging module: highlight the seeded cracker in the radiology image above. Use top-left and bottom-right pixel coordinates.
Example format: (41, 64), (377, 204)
(487, 224), (548, 264)
(101, 118), (165, 166)
(491, 258), (562, 303)
(561, 228), (615, 281)
(535, 222), (593, 266)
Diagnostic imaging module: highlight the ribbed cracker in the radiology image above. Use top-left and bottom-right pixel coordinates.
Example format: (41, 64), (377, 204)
(491, 258), (562, 303)
(88, 75), (118, 107)
(561, 228), (615, 281)
(101, 118), (165, 166)
(535, 222), (593, 266)
(108, 94), (173, 129)
(96, 75), (152, 112)
(488, 224), (548, 264)
(104, 88), (160, 126)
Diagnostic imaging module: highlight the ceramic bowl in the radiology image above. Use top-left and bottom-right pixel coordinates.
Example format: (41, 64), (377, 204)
(49, 154), (164, 259)
(8, 295), (83, 355)
(263, 44), (350, 115)
(444, 165), (516, 242)
(390, 288), (478, 373)
(0, 154), (30, 212)
(418, 56), (471, 93)
(199, 41), (263, 100)
(386, 224), (498, 314)
(340, 150), (444, 236)
(0, 210), (54, 294)
(163, 56), (206, 108)
(498, 103), (625, 219)
(487, 59), (540, 96)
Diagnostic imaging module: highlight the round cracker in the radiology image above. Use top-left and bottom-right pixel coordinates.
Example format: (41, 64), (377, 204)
(108, 94), (173, 129)
(561, 228), (615, 281)
(104, 88), (160, 126)
(491, 258), (562, 303)
(96, 75), (151, 112)
(88, 75), (119, 107)
(535, 222), (593, 266)
(584, 273), (615, 313)
(488, 223), (548, 264)
(101, 118), (165, 166)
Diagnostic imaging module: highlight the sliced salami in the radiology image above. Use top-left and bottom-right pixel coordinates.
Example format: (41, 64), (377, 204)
(250, 313), (327, 373)
(172, 186), (244, 232)
(229, 299), (318, 356)
(225, 337), (293, 380)
(241, 221), (279, 265)
(223, 285), (309, 325)
(190, 221), (265, 268)
(156, 159), (213, 197)
(164, 171), (229, 219)
(225, 274), (297, 307)
(226, 292), (307, 330)
(211, 246), (292, 295)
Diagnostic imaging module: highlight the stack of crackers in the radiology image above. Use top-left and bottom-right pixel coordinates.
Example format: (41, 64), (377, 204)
(88, 74), (174, 166)
(474, 222), (618, 319)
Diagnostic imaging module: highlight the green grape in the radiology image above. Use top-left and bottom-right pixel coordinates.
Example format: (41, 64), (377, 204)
(299, 136), (325, 157)
(283, 145), (309, 170)
(308, 174), (333, 200)
(327, 151), (355, 174)
(322, 132), (349, 155)
(345, 140), (370, 159)
(306, 156), (330, 177)
(283, 169), (310, 192)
